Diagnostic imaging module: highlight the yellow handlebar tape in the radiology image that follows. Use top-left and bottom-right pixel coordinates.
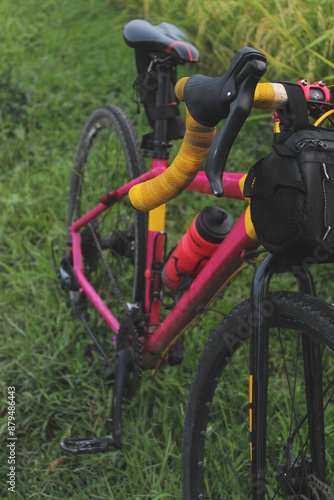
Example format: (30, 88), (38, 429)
(129, 77), (216, 212)
(129, 80), (288, 212)
(253, 82), (288, 110)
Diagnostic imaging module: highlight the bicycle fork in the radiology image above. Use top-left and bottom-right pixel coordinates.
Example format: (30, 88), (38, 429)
(249, 254), (326, 499)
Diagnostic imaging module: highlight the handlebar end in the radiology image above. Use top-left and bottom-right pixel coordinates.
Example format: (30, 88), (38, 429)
(175, 77), (189, 102)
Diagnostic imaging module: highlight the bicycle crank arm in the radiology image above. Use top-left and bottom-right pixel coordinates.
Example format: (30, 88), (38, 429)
(60, 436), (115, 454)
(60, 349), (134, 454)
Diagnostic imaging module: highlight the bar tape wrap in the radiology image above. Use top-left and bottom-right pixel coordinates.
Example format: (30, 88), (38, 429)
(128, 77), (216, 211)
(128, 81), (287, 211)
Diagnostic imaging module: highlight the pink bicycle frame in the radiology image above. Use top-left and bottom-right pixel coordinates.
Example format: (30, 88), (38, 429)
(70, 158), (259, 370)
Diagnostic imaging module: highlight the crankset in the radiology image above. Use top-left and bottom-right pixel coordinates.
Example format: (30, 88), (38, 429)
(60, 349), (135, 453)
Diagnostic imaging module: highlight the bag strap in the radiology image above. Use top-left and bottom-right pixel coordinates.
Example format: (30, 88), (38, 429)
(276, 82), (310, 138)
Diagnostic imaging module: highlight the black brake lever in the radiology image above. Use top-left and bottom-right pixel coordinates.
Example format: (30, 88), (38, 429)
(205, 56), (267, 197)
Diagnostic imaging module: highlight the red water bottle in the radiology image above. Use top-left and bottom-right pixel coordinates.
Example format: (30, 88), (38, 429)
(162, 206), (233, 290)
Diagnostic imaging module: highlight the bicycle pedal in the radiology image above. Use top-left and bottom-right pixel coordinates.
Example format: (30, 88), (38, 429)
(60, 436), (116, 454)
(59, 350), (133, 456)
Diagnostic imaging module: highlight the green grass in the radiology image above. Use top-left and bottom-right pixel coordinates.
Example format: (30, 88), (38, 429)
(1, 0), (334, 498)
(124, 0), (334, 81)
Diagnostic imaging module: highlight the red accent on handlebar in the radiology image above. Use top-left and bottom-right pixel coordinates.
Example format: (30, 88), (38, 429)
(296, 80), (332, 103)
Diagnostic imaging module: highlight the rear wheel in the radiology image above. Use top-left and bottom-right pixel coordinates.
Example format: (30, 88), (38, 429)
(67, 105), (147, 373)
(182, 291), (334, 499)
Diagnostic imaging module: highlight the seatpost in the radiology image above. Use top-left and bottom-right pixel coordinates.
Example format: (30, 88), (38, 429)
(152, 61), (173, 159)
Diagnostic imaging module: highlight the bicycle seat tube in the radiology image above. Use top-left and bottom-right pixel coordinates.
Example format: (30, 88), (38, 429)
(152, 58), (174, 159)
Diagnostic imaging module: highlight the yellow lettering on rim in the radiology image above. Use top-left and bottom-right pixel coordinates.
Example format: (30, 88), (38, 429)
(249, 374), (253, 404)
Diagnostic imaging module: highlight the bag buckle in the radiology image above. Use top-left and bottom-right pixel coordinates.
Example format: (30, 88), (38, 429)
(293, 139), (328, 153)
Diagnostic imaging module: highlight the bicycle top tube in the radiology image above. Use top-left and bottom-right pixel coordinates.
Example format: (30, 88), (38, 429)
(129, 47), (334, 209)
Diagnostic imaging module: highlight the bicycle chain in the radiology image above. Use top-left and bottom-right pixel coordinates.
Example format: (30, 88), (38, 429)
(87, 222), (143, 393)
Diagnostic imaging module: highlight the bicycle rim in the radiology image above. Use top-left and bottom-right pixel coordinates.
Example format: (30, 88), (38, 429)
(182, 292), (334, 499)
(67, 105), (147, 362)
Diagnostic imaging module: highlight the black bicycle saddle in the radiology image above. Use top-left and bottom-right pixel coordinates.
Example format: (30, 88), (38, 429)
(123, 20), (200, 63)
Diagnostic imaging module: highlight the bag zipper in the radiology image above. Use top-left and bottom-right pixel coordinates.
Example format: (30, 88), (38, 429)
(322, 162), (333, 240)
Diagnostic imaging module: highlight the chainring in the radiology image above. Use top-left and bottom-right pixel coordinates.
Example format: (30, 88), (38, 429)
(116, 309), (144, 398)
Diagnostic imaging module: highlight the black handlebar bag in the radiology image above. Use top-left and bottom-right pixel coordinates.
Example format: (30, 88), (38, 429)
(244, 83), (334, 263)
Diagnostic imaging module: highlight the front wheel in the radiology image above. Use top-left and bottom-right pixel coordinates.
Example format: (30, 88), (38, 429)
(182, 291), (334, 499)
